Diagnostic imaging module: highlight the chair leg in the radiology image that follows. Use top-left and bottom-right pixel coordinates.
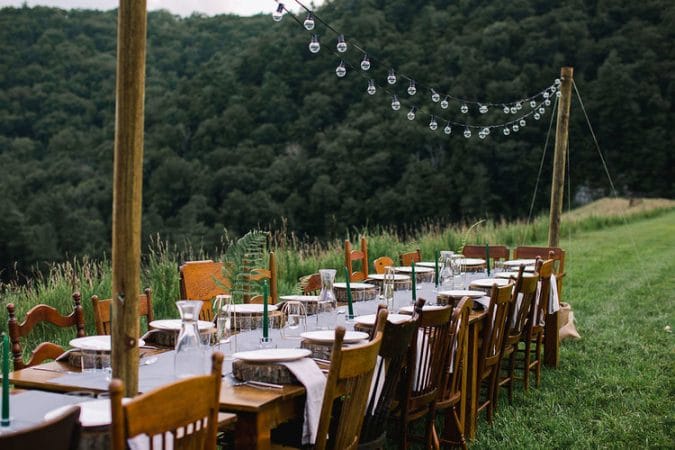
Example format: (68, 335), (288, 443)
(398, 418), (409, 450)
(425, 409), (437, 449)
(535, 335), (543, 387)
(507, 350), (516, 403)
(523, 340), (531, 392)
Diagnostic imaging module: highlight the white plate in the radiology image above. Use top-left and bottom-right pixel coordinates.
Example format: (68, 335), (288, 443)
(149, 319), (214, 331)
(495, 272), (538, 279)
(69, 336), (145, 351)
(354, 314), (412, 326)
(333, 282), (375, 289)
(232, 348), (311, 363)
(279, 295), (319, 302)
(367, 274), (410, 281)
(393, 266), (434, 273)
(231, 304), (278, 314)
(300, 330), (369, 344)
(503, 259), (537, 268)
(457, 258), (486, 266)
(398, 305), (449, 314)
(45, 398), (129, 427)
(416, 261), (437, 268)
(438, 290), (486, 299)
(469, 278), (512, 288)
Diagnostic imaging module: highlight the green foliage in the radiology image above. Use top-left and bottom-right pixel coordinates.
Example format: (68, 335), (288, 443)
(220, 230), (269, 303)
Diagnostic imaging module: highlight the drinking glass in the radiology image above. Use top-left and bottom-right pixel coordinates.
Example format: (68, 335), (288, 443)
(382, 266), (395, 311)
(281, 301), (307, 339)
(317, 269), (337, 330)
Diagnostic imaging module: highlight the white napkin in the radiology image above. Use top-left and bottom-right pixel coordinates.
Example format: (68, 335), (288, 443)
(367, 356), (386, 413)
(510, 292), (524, 328)
(548, 274), (560, 314)
(281, 358), (327, 445)
(128, 432), (174, 450)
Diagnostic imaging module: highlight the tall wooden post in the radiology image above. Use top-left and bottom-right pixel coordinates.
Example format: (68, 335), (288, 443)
(545, 66), (573, 368)
(111, 0), (147, 396)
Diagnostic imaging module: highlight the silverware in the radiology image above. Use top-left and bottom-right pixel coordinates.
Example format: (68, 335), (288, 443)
(31, 367), (76, 374)
(228, 377), (283, 389)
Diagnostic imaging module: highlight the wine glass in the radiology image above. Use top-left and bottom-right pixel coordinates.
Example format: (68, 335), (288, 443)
(281, 301), (307, 339)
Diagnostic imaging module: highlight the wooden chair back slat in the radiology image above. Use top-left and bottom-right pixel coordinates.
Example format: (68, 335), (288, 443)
(7, 292), (85, 370)
(300, 273), (322, 295)
(91, 288), (154, 335)
(179, 260), (230, 321)
(345, 237), (369, 282)
(0, 405), (81, 450)
(399, 249), (422, 266)
(479, 283), (515, 378)
(373, 256), (394, 274)
(461, 244), (510, 260)
(246, 252), (278, 304)
(531, 258), (554, 332)
(514, 246), (565, 294)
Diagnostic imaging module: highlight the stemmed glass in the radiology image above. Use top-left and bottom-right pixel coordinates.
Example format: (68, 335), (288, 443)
(281, 301), (307, 339)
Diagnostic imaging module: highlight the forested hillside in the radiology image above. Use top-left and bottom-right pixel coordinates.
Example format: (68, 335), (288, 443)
(0, 0), (672, 276)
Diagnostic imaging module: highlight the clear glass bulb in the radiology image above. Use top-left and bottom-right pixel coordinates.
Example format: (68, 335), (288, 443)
(336, 34), (347, 53)
(543, 91), (550, 99)
(407, 81), (417, 96)
(556, 91), (561, 98)
(516, 102), (522, 110)
(335, 61), (346, 78)
(483, 127), (490, 135)
(479, 104), (488, 114)
(272, 4), (284, 21)
(545, 99), (551, 106)
(444, 124), (452, 135)
(534, 112), (541, 120)
(463, 128), (472, 138)
(519, 119), (526, 127)
(391, 96), (400, 111)
(503, 127), (510, 135)
(479, 131), (486, 139)
(360, 55), (371, 71)
(460, 104), (469, 114)
(431, 90), (440, 103)
(303, 12), (315, 30)
(551, 86), (557, 93)
(555, 78), (561, 86)
(510, 106), (517, 114)
(429, 117), (438, 130)
(538, 107), (545, 114)
(530, 100), (537, 108)
(512, 124), (519, 132)
(441, 98), (449, 109)
(387, 69), (396, 85)
(503, 105), (510, 114)
(308, 35), (320, 54)
(367, 80), (376, 95)
(407, 107), (416, 120)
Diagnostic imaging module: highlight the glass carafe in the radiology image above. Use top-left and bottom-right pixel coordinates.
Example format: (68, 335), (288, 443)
(317, 269), (337, 330)
(174, 300), (204, 378)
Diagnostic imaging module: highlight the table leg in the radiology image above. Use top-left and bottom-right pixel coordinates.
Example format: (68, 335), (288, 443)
(544, 311), (559, 367)
(234, 412), (271, 450)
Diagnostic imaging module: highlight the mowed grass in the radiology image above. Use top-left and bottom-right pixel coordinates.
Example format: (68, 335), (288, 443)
(469, 210), (675, 449)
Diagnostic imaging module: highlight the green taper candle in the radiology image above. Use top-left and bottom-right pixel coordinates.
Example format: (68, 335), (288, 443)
(262, 280), (269, 339)
(485, 243), (491, 276)
(344, 266), (354, 318)
(411, 261), (417, 301)
(434, 250), (440, 287)
(2, 333), (9, 426)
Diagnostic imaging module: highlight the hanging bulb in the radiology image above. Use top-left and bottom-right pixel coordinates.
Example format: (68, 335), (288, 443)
(516, 102), (522, 110)
(463, 128), (472, 138)
(407, 106), (417, 120)
(544, 99), (551, 106)
(303, 12), (315, 30)
(429, 116), (438, 131)
(387, 69), (397, 85)
(534, 112), (541, 120)
(336, 34), (347, 53)
(483, 127), (490, 136)
(407, 80), (417, 96)
(272, 3), (284, 21)
(503, 127), (510, 135)
(510, 106), (517, 114)
(530, 100), (537, 108)
(460, 104), (469, 114)
(478, 130), (486, 139)
(556, 91), (562, 98)
(555, 78), (561, 86)
(503, 105), (510, 114)
(543, 91), (550, 99)
(479, 104), (488, 114)
(519, 119), (526, 127)
(431, 89), (440, 103)
(308, 35), (320, 54)
(551, 86), (557, 94)
(335, 61), (346, 78)
(538, 107), (545, 114)
(444, 123), (452, 135)
(512, 124), (520, 132)
(367, 80), (376, 95)
(391, 95), (401, 111)
(360, 55), (371, 71)
(441, 97), (449, 109)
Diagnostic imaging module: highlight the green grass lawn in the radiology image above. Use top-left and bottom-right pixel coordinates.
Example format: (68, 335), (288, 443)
(469, 210), (675, 449)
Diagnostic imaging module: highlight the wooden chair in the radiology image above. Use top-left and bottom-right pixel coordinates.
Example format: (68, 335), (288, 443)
(0, 405), (81, 450)
(513, 246), (565, 294)
(246, 252), (278, 304)
(91, 288), (154, 335)
(399, 249), (421, 267)
(497, 264), (540, 404)
(359, 302), (422, 449)
(179, 259), (231, 321)
(434, 296), (473, 450)
(394, 303), (455, 449)
(345, 237), (369, 282)
(299, 273), (322, 295)
(476, 282), (515, 423)
(517, 258), (554, 390)
(461, 244), (509, 262)
(7, 292), (85, 370)
(373, 256), (394, 274)
(110, 352), (224, 450)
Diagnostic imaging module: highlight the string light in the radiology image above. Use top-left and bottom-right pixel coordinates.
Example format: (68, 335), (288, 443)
(407, 80), (417, 96)
(272, 3), (284, 21)
(387, 69), (397, 85)
(303, 12), (315, 30)
(479, 104), (488, 114)
(503, 105), (510, 114)
(503, 127), (511, 135)
(512, 124), (520, 132)
(530, 100), (537, 108)
(308, 34), (320, 53)
(391, 95), (400, 111)
(429, 116), (438, 131)
(360, 55), (371, 71)
(463, 128), (472, 138)
(556, 91), (562, 98)
(444, 122), (452, 135)
(534, 112), (541, 120)
(544, 99), (551, 106)
(336, 34), (347, 52)
(335, 61), (346, 77)
(510, 106), (517, 114)
(519, 119), (526, 127)
(407, 106), (417, 120)
(441, 97), (449, 109)
(367, 80), (376, 95)
(460, 104), (469, 114)
(431, 89), (440, 103)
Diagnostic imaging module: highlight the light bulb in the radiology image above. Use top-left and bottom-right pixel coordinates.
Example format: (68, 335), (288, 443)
(556, 91), (561, 98)
(530, 100), (537, 108)
(503, 105), (510, 114)
(460, 104), (469, 114)
(441, 97), (449, 109)
(516, 102), (522, 110)
(534, 112), (541, 120)
(429, 117), (438, 130)
(503, 127), (510, 135)
(483, 127), (490, 135)
(303, 12), (315, 30)
(272, 3), (284, 21)
(391, 95), (400, 111)
(519, 119), (526, 127)
(479, 131), (486, 139)
(479, 104), (488, 114)
(407, 107), (416, 120)
(463, 128), (472, 138)
(335, 61), (346, 78)
(538, 107), (545, 114)
(387, 69), (396, 85)
(431, 89), (440, 103)
(545, 99), (551, 106)
(543, 91), (550, 99)
(510, 106), (517, 114)
(444, 123), (452, 135)
(360, 55), (371, 71)
(551, 86), (557, 93)
(367, 80), (376, 95)
(407, 80), (417, 96)
(336, 34), (347, 53)
(555, 78), (561, 86)
(308, 35), (320, 53)
(512, 124), (519, 132)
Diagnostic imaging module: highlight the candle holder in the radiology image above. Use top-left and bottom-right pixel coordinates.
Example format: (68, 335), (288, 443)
(259, 336), (276, 349)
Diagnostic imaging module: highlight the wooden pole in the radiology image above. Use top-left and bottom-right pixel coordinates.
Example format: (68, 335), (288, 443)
(111, 0), (147, 396)
(545, 66), (573, 368)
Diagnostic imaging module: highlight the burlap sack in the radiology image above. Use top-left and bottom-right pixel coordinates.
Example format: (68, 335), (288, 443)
(557, 302), (581, 341)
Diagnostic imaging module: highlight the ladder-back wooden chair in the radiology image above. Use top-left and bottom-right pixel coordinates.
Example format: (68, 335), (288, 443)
(434, 296), (473, 450)
(0, 405), (81, 450)
(399, 249), (422, 267)
(179, 260), (230, 321)
(476, 282), (515, 423)
(513, 246), (565, 294)
(246, 252), (278, 304)
(7, 292), (86, 370)
(462, 244), (510, 265)
(345, 237), (369, 282)
(110, 352), (224, 450)
(394, 304), (454, 449)
(300, 273), (322, 295)
(373, 256), (394, 274)
(91, 288), (154, 335)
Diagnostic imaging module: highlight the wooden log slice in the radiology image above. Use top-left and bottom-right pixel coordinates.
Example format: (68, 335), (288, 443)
(300, 340), (334, 361)
(232, 311), (283, 331)
(232, 359), (299, 384)
(67, 350), (111, 369)
(366, 278), (413, 291)
(334, 286), (379, 302)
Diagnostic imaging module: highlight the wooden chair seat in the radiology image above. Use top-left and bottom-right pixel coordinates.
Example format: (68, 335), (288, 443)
(0, 405), (81, 450)
(91, 288), (154, 335)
